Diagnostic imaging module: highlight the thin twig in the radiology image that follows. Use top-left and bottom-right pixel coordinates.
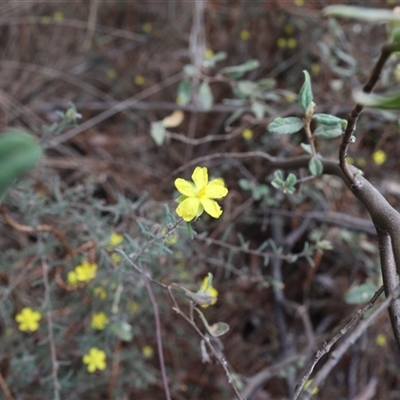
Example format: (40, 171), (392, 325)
(42, 258), (61, 400)
(291, 285), (385, 400)
(0, 372), (14, 400)
(144, 269), (171, 400)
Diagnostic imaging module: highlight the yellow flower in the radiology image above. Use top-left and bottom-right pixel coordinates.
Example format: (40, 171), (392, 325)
(311, 63), (320, 75)
(304, 379), (319, 395)
(67, 270), (79, 287)
(83, 348), (107, 372)
(108, 232), (124, 248)
(40, 15), (51, 25)
(240, 29), (251, 41)
(75, 261), (97, 282)
(90, 312), (109, 330)
(142, 345), (154, 358)
(134, 75), (145, 86)
(294, 0), (304, 6)
(204, 48), (214, 59)
(287, 38), (297, 49)
(372, 150), (387, 165)
(242, 128), (254, 140)
(127, 301), (140, 314)
(15, 307), (42, 332)
(284, 24), (294, 34)
(111, 253), (122, 264)
(376, 333), (387, 347)
(199, 275), (218, 308)
(53, 11), (64, 21)
(174, 166), (228, 222)
(142, 22), (153, 33)
(277, 37), (287, 48)
(94, 286), (107, 299)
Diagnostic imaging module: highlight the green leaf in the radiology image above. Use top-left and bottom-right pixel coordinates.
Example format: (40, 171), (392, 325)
(309, 157), (323, 176)
(298, 70), (313, 111)
(313, 113), (347, 128)
(257, 78), (276, 89)
(198, 82), (214, 111)
(238, 178), (253, 191)
(196, 309), (230, 337)
(0, 130), (42, 203)
(219, 59), (260, 80)
(268, 117), (303, 135)
(345, 282), (379, 305)
(150, 121), (166, 146)
(224, 108), (244, 128)
(203, 51), (227, 68)
(301, 143), (312, 154)
(251, 101), (266, 119)
(285, 173), (297, 188)
(323, 5), (400, 23)
(252, 184), (269, 201)
(237, 80), (259, 97)
(110, 321), (133, 342)
(353, 89), (400, 110)
(176, 79), (192, 106)
(314, 124), (343, 139)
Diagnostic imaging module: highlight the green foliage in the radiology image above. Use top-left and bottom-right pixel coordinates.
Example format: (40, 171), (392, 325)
(0, 129), (42, 202)
(353, 90), (400, 110)
(267, 117), (303, 135)
(308, 157), (323, 176)
(345, 282), (380, 305)
(198, 82), (214, 111)
(298, 70), (313, 111)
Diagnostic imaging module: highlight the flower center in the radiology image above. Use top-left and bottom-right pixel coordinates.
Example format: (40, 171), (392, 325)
(198, 186), (207, 198)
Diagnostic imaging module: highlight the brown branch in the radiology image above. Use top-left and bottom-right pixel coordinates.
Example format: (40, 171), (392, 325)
(339, 43), (394, 185)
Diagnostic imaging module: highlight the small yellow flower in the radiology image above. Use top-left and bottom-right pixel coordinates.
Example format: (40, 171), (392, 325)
(67, 270), (79, 287)
(357, 157), (367, 168)
(83, 348), (107, 372)
(142, 22), (153, 33)
(284, 92), (297, 102)
(53, 11), (64, 22)
(287, 38), (297, 49)
(242, 128), (254, 140)
(294, 0), (304, 6)
(128, 301), (140, 313)
(134, 75), (145, 86)
(109, 232), (123, 247)
(75, 261), (98, 282)
(111, 253), (122, 264)
(94, 286), (107, 299)
(376, 333), (387, 347)
(199, 275), (218, 308)
(277, 37), (287, 48)
(284, 24), (294, 34)
(142, 345), (154, 358)
(204, 48), (214, 59)
(372, 150), (387, 165)
(240, 29), (251, 41)
(174, 166), (228, 222)
(15, 307), (42, 332)
(90, 312), (109, 330)
(107, 69), (117, 80)
(311, 63), (320, 76)
(304, 379), (319, 395)
(387, 0), (395, 4)
(40, 15), (51, 25)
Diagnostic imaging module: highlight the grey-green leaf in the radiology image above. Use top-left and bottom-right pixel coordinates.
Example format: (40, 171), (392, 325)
(345, 282), (379, 305)
(313, 113), (348, 128)
(309, 157), (323, 176)
(353, 89), (400, 110)
(151, 121), (166, 146)
(219, 59), (260, 79)
(177, 79), (192, 106)
(198, 82), (214, 111)
(268, 117), (303, 135)
(298, 70), (313, 111)
(285, 173), (297, 188)
(323, 5), (400, 23)
(251, 101), (266, 119)
(314, 124), (343, 139)
(301, 143), (312, 154)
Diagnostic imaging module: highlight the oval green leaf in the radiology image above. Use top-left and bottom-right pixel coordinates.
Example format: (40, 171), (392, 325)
(313, 113), (348, 128)
(345, 282), (379, 305)
(198, 82), (214, 111)
(309, 157), (323, 176)
(353, 89), (400, 110)
(314, 124), (343, 139)
(299, 70), (313, 111)
(267, 117), (303, 135)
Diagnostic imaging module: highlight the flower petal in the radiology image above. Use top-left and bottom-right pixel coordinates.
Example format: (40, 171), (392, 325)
(192, 167), (208, 190)
(176, 197), (201, 221)
(174, 178), (196, 196)
(205, 178), (228, 199)
(201, 198), (223, 219)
